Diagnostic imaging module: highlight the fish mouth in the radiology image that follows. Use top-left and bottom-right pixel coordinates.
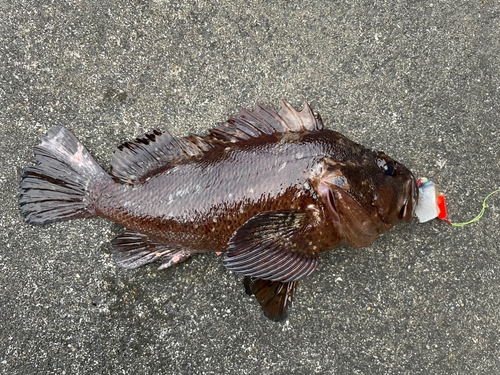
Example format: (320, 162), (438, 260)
(369, 176), (418, 227)
(399, 176), (418, 222)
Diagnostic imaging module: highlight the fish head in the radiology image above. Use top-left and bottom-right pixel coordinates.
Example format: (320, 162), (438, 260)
(313, 149), (418, 247)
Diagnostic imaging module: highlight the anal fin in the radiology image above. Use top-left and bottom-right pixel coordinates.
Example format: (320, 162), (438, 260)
(110, 230), (190, 270)
(244, 276), (298, 322)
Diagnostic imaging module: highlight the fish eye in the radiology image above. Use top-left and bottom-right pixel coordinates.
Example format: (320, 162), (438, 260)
(384, 164), (395, 175)
(376, 158), (396, 176)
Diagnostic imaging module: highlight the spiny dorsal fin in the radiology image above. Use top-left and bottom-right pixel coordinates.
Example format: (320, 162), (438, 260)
(206, 100), (323, 144)
(279, 100), (321, 131)
(110, 129), (211, 184)
(110, 101), (323, 184)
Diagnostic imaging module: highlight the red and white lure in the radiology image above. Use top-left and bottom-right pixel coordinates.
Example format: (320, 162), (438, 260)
(415, 178), (499, 226)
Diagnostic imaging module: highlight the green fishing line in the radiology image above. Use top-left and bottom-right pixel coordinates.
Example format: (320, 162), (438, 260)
(446, 189), (500, 227)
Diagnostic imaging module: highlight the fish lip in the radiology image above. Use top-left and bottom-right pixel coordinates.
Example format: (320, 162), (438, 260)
(401, 176), (418, 222)
(371, 176), (418, 225)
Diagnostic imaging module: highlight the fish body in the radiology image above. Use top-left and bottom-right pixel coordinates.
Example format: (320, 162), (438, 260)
(19, 101), (418, 321)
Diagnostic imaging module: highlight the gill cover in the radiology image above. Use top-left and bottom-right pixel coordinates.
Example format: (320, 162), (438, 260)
(319, 181), (379, 248)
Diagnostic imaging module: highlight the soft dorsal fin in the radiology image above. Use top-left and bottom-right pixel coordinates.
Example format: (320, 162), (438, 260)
(110, 100), (323, 184)
(110, 129), (211, 184)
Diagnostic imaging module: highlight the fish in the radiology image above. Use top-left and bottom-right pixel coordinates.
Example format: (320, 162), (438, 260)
(19, 100), (418, 322)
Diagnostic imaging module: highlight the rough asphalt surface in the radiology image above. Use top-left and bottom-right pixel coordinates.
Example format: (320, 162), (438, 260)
(2, 1), (500, 374)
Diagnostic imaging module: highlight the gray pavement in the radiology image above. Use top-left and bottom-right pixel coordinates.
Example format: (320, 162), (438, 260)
(1, 1), (500, 374)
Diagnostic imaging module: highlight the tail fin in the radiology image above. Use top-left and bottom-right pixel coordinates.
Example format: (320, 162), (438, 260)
(19, 126), (109, 225)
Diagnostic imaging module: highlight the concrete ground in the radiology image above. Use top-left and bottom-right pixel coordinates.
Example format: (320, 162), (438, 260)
(1, 1), (500, 374)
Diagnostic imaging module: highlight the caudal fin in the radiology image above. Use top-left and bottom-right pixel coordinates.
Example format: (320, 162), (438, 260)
(19, 126), (109, 225)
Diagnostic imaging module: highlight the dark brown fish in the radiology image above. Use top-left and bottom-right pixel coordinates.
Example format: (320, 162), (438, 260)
(19, 101), (418, 321)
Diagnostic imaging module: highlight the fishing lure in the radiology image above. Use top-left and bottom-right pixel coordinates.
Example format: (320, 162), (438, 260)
(415, 178), (499, 226)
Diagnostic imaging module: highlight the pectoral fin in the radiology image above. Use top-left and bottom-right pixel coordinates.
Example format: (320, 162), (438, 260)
(223, 210), (319, 282)
(110, 230), (190, 270)
(244, 276), (298, 322)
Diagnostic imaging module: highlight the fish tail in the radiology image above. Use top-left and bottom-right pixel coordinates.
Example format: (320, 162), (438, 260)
(19, 126), (110, 225)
